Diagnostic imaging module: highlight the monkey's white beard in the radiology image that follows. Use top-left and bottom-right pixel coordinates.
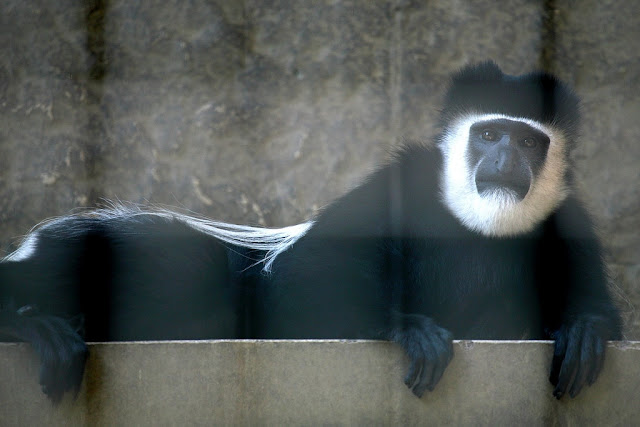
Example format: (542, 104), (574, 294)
(439, 113), (570, 237)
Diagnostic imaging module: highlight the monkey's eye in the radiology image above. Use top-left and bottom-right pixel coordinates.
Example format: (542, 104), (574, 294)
(521, 137), (537, 148)
(481, 129), (498, 141)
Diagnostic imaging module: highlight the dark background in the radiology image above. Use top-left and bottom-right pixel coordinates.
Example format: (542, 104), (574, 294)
(1, 0), (638, 337)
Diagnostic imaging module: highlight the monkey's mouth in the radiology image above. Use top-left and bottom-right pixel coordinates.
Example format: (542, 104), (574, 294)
(476, 180), (529, 201)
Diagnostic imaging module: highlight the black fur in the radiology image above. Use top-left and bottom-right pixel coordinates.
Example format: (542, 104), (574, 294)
(0, 62), (622, 402)
(440, 61), (580, 136)
(258, 144), (621, 398)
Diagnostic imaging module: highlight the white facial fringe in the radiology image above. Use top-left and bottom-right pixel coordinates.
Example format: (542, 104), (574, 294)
(2, 202), (313, 273)
(439, 113), (570, 237)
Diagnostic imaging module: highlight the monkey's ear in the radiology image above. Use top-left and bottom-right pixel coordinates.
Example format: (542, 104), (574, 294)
(450, 60), (504, 85)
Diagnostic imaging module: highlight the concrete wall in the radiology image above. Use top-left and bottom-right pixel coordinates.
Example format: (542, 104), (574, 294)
(1, 1), (639, 422)
(1, 340), (639, 425)
(0, 2), (639, 412)
(1, 2), (638, 337)
(1, 1), (638, 337)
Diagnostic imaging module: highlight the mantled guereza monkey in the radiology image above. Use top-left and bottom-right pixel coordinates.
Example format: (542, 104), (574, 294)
(0, 61), (622, 402)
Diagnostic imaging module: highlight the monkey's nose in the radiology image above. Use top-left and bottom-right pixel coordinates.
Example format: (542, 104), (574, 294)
(495, 149), (515, 174)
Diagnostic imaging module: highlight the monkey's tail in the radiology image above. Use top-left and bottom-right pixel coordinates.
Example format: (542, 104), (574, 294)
(3, 201), (314, 273)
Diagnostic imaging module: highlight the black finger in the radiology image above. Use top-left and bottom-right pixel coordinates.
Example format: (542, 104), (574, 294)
(549, 332), (567, 386)
(404, 354), (424, 389)
(412, 338), (436, 397)
(428, 338), (452, 392)
(553, 334), (581, 399)
(588, 337), (605, 386)
(568, 336), (593, 398)
(67, 341), (88, 395)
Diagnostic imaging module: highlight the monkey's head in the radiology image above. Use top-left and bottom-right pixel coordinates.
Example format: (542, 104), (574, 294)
(437, 61), (580, 237)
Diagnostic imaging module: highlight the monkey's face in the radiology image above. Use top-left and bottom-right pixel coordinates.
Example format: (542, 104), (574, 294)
(439, 114), (569, 237)
(469, 118), (550, 202)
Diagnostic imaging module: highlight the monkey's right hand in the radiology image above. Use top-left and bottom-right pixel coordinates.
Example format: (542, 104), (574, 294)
(0, 305), (88, 402)
(388, 313), (454, 397)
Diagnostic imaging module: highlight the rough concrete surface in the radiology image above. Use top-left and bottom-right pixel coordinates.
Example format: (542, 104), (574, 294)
(0, 340), (638, 425)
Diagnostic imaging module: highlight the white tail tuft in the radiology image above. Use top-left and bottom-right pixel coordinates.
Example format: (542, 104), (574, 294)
(3, 201), (314, 272)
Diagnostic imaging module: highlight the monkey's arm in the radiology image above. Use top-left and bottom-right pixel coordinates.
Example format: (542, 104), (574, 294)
(542, 196), (622, 399)
(0, 304), (88, 402)
(379, 235), (454, 398)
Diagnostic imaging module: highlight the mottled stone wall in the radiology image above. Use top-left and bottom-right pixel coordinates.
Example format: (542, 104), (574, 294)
(0, 1), (638, 335)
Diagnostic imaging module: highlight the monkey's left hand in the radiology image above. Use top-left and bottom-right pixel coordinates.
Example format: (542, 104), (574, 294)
(388, 313), (454, 397)
(0, 305), (88, 402)
(549, 316), (610, 399)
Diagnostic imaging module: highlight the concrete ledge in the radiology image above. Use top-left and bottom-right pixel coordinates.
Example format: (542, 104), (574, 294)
(1, 340), (638, 425)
